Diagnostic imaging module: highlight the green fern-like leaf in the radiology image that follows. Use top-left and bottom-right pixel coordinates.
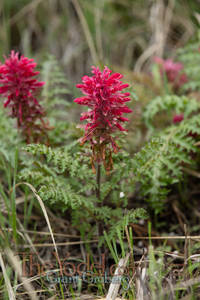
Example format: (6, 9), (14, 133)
(41, 55), (70, 111)
(108, 208), (148, 239)
(132, 114), (200, 212)
(40, 55), (77, 145)
(178, 31), (200, 92)
(143, 94), (199, 129)
(20, 144), (96, 212)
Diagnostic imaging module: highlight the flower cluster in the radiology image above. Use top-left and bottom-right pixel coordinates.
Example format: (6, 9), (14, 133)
(74, 66), (132, 171)
(0, 51), (50, 143)
(173, 113), (184, 124)
(154, 57), (187, 91)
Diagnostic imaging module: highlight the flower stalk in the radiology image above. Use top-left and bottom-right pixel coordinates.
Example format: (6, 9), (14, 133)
(95, 163), (104, 240)
(0, 51), (51, 143)
(74, 66), (132, 171)
(96, 163), (101, 201)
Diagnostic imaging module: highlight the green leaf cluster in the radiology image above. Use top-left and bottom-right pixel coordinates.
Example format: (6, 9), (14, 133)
(178, 30), (200, 91)
(143, 94), (199, 129)
(40, 55), (77, 145)
(19, 143), (146, 236)
(133, 114), (200, 213)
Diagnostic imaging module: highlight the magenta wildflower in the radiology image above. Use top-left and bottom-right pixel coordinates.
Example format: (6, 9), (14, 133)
(154, 57), (187, 91)
(0, 51), (50, 143)
(173, 114), (184, 124)
(74, 66), (132, 171)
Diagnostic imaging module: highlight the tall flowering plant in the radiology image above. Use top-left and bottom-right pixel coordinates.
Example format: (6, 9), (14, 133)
(0, 51), (50, 143)
(74, 66), (132, 171)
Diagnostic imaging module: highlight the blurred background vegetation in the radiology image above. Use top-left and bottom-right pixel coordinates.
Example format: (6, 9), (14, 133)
(0, 0), (200, 81)
(1, 2), (200, 298)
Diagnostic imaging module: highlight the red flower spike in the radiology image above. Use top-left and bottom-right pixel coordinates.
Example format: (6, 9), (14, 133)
(0, 51), (51, 143)
(74, 66), (132, 171)
(154, 57), (188, 91)
(173, 114), (184, 124)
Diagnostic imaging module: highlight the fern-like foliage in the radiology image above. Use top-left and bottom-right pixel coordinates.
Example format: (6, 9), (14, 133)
(108, 208), (148, 240)
(40, 55), (77, 145)
(178, 30), (200, 91)
(20, 143), (96, 209)
(41, 55), (71, 112)
(132, 114), (200, 213)
(143, 94), (199, 129)
(20, 143), (145, 236)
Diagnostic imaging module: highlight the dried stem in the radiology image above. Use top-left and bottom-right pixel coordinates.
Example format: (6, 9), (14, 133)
(71, 0), (99, 65)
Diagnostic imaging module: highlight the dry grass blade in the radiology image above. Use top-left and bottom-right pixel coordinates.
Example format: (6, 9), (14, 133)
(136, 267), (148, 300)
(128, 235), (200, 240)
(194, 12), (200, 25)
(162, 275), (200, 297)
(10, 0), (44, 25)
(17, 220), (45, 265)
(15, 290), (55, 298)
(15, 182), (59, 257)
(19, 240), (99, 247)
(67, 296), (125, 300)
(0, 252), (16, 300)
(106, 253), (130, 300)
(4, 248), (39, 300)
(91, 298), (125, 300)
(0, 196), (25, 213)
(71, 0), (99, 65)
(182, 167), (200, 179)
(17, 229), (81, 238)
(12, 270), (59, 291)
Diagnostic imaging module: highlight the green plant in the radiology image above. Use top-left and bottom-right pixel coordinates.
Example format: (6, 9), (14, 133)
(178, 30), (200, 92)
(1, 1), (200, 299)
(143, 94), (200, 130)
(0, 102), (22, 161)
(40, 54), (77, 146)
(19, 143), (147, 241)
(132, 114), (200, 213)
